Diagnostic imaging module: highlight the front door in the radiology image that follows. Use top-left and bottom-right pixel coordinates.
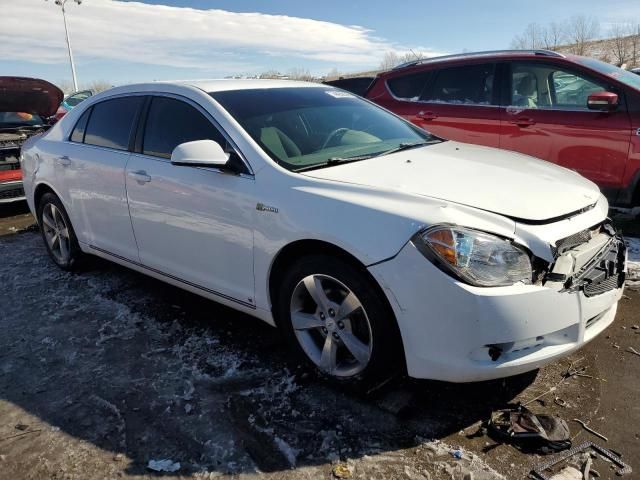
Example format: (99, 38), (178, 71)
(125, 95), (256, 307)
(500, 61), (631, 190)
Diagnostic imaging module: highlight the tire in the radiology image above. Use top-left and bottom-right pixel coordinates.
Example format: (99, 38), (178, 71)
(275, 254), (403, 389)
(37, 192), (83, 271)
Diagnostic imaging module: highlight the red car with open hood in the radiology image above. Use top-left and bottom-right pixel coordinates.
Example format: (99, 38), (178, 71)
(0, 77), (63, 203)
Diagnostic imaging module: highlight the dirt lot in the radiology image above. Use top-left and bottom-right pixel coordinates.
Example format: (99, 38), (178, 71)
(0, 203), (639, 480)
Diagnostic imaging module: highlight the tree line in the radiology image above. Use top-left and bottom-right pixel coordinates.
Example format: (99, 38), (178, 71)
(511, 15), (640, 67)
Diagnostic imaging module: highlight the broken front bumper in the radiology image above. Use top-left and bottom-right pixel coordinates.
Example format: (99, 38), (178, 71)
(0, 180), (25, 203)
(368, 235), (624, 383)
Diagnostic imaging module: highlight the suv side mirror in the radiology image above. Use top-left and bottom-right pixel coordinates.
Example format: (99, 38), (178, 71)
(170, 139), (230, 168)
(587, 91), (619, 112)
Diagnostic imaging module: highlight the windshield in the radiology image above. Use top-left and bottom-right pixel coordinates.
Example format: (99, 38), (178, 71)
(210, 87), (438, 171)
(0, 111), (44, 128)
(576, 56), (640, 91)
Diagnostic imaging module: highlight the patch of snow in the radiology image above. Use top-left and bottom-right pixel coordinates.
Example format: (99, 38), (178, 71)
(147, 459), (181, 472)
(626, 237), (640, 289)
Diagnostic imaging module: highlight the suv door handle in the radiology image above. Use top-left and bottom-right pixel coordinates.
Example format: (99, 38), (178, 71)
(510, 117), (536, 127)
(57, 156), (71, 167)
(128, 170), (151, 183)
(417, 111), (438, 121)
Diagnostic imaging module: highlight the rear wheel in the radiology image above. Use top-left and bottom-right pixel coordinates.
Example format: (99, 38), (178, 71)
(37, 192), (83, 270)
(276, 255), (403, 389)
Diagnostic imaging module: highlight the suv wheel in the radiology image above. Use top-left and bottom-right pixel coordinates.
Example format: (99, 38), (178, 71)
(37, 192), (83, 270)
(276, 255), (403, 388)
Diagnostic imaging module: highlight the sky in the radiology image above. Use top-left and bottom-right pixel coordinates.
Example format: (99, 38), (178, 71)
(2, 0), (640, 90)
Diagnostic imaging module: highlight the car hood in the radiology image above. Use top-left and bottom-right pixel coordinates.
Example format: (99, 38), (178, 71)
(0, 77), (64, 118)
(301, 141), (601, 222)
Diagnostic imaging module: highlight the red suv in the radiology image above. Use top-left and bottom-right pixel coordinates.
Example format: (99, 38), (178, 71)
(338, 50), (640, 207)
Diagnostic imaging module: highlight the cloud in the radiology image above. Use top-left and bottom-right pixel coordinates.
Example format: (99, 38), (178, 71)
(1, 0), (443, 76)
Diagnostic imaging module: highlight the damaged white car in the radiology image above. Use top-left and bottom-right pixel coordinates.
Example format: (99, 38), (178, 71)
(21, 80), (626, 386)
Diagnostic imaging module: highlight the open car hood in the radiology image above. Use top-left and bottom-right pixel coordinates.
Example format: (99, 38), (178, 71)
(0, 77), (64, 118)
(302, 141), (602, 223)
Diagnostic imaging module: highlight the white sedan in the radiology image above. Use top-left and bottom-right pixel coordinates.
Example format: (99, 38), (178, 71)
(21, 79), (626, 386)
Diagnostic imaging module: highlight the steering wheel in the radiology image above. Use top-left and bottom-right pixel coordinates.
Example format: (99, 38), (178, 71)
(321, 128), (350, 149)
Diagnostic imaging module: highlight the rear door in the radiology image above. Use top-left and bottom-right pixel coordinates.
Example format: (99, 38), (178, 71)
(500, 61), (631, 189)
(61, 95), (143, 261)
(415, 62), (501, 147)
(125, 95), (256, 308)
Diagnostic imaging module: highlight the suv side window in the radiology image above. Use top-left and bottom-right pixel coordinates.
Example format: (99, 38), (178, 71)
(84, 96), (143, 150)
(386, 71), (431, 100)
(143, 96), (227, 159)
(423, 63), (496, 105)
(510, 62), (611, 110)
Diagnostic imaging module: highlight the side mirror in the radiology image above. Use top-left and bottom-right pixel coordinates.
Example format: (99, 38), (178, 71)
(587, 91), (618, 112)
(170, 139), (230, 168)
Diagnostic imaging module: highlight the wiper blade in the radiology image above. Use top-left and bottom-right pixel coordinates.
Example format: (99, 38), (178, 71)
(294, 154), (377, 172)
(378, 140), (439, 157)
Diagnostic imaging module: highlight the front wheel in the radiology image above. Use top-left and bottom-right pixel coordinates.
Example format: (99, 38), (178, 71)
(276, 255), (403, 389)
(37, 192), (83, 271)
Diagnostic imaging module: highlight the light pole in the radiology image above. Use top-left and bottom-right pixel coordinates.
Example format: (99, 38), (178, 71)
(48, 0), (82, 91)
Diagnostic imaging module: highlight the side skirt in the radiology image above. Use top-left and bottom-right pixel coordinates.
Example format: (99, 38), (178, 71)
(83, 242), (275, 325)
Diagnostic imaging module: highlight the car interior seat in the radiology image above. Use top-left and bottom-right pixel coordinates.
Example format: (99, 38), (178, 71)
(514, 74), (538, 108)
(260, 126), (302, 161)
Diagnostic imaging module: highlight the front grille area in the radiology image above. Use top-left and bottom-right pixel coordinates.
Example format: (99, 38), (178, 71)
(0, 187), (24, 200)
(584, 273), (624, 297)
(553, 225), (601, 255)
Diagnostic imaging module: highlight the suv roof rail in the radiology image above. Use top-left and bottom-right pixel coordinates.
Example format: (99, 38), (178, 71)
(392, 49), (566, 70)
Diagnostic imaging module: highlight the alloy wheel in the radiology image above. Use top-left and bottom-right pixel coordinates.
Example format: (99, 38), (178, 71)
(41, 203), (71, 264)
(290, 274), (373, 377)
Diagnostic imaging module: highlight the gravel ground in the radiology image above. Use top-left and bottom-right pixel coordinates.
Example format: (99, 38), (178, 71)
(0, 206), (639, 479)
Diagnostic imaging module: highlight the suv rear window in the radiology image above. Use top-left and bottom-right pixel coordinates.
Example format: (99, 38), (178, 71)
(84, 97), (143, 151)
(386, 72), (430, 100)
(423, 63), (495, 105)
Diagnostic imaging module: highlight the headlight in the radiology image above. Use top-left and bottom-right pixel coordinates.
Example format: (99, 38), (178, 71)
(413, 225), (533, 287)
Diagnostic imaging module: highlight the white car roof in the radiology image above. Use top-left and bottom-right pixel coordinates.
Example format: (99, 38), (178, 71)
(158, 79), (322, 93)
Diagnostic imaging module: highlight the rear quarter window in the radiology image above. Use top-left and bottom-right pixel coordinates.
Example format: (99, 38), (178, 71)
(386, 71), (430, 100)
(69, 107), (91, 143)
(84, 96), (143, 151)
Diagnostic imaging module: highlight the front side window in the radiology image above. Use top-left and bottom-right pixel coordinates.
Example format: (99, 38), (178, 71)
(84, 96), (143, 150)
(423, 63), (495, 105)
(211, 87), (437, 172)
(142, 97), (226, 159)
(510, 62), (611, 110)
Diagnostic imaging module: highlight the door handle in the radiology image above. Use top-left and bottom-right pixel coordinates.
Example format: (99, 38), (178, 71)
(417, 111), (438, 121)
(57, 156), (71, 167)
(128, 170), (151, 183)
(510, 117), (536, 127)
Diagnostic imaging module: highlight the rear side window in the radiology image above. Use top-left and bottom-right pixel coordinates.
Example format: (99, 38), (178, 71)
(386, 71), (430, 100)
(424, 63), (495, 105)
(142, 96), (226, 159)
(84, 96), (143, 150)
(70, 108), (91, 143)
